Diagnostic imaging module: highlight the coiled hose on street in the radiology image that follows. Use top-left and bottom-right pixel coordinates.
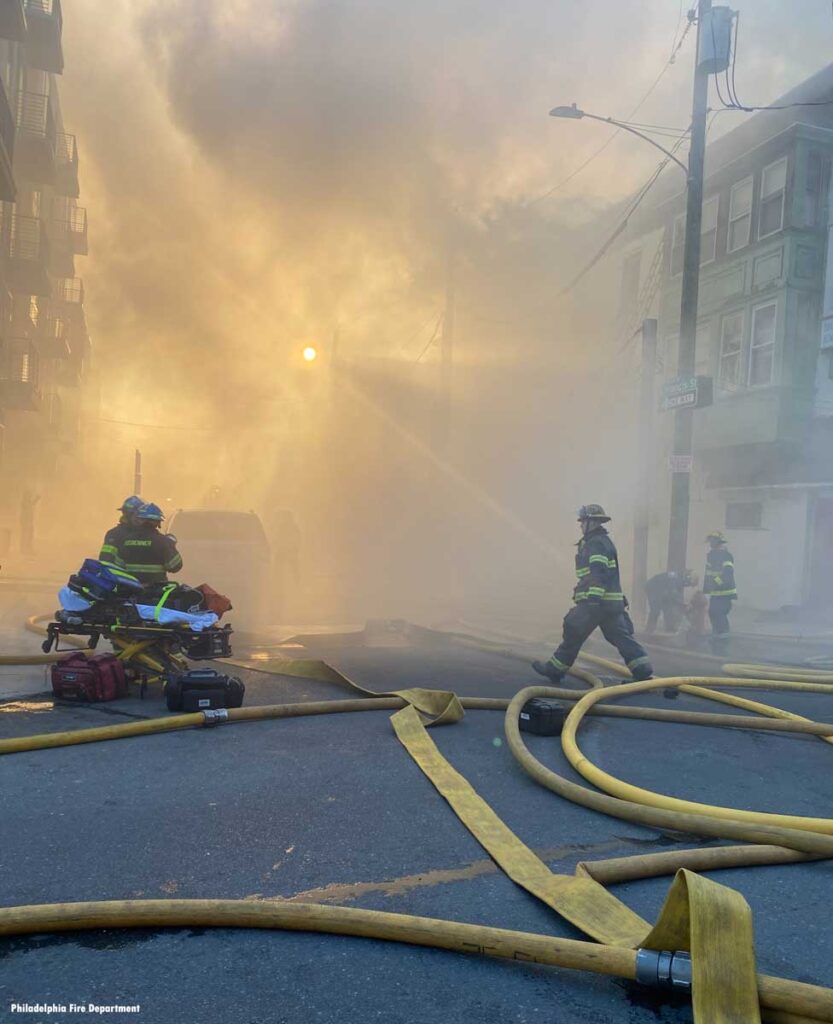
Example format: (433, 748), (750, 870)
(1, 618), (832, 1022)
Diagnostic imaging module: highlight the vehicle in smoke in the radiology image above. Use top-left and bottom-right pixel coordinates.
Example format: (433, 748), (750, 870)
(166, 509), (272, 628)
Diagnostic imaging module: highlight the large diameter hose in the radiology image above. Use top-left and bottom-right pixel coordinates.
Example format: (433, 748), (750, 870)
(561, 676), (833, 835)
(0, 899), (829, 1022)
(505, 687), (833, 857)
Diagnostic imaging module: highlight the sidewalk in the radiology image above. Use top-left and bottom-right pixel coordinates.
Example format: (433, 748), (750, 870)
(0, 587), (59, 700)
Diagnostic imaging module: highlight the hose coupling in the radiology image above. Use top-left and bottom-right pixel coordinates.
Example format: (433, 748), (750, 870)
(635, 948), (692, 991)
(202, 709), (229, 727)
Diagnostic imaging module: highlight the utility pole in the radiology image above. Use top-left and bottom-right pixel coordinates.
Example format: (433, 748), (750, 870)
(632, 318), (657, 616)
(133, 449), (142, 497)
(434, 233), (456, 453)
(666, 0), (711, 573)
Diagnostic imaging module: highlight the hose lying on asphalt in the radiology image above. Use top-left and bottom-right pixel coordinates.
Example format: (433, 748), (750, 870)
(0, 899), (829, 1023)
(3, 620), (833, 1021)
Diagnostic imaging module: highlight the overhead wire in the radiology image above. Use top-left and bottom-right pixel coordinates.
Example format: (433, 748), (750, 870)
(526, 10), (695, 206)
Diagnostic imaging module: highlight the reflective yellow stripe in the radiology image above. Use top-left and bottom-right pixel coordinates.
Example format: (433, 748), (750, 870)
(588, 555), (608, 565)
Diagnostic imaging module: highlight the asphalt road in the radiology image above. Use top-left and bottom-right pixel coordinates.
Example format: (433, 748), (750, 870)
(0, 625), (831, 1024)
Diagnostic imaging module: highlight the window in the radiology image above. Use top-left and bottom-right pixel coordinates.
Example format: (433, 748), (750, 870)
(700, 196), (719, 264)
(759, 157), (787, 238)
(719, 311), (744, 390)
(749, 302), (777, 387)
(670, 213), (685, 276)
(804, 152), (824, 228)
(726, 502), (762, 530)
(728, 176), (753, 252)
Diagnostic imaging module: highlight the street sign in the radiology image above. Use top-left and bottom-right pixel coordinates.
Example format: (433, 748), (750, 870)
(661, 375), (713, 411)
(669, 454), (693, 473)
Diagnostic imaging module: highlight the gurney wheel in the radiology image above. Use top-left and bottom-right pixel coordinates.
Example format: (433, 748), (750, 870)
(41, 639), (52, 654)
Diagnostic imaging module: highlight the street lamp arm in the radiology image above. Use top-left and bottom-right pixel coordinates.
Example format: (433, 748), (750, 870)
(549, 107), (689, 174)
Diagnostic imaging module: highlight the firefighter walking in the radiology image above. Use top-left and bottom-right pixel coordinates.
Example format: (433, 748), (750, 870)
(704, 530), (737, 656)
(532, 505), (653, 682)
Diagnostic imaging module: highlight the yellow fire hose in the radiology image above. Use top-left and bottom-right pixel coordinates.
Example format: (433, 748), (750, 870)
(3, 624), (833, 1020)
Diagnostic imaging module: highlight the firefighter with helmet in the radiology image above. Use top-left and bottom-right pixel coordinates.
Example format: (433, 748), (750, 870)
(532, 504), (653, 682)
(99, 495), (143, 565)
(704, 530), (737, 656)
(106, 502), (183, 586)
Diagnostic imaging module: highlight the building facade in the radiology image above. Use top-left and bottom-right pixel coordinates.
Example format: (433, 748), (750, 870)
(620, 64), (833, 611)
(0, 0), (90, 557)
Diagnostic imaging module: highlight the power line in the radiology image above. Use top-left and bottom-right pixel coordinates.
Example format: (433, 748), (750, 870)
(414, 313), (443, 363)
(527, 10), (695, 206)
(558, 131), (689, 298)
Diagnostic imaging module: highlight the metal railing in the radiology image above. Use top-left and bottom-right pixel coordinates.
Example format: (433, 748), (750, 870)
(58, 277), (83, 304)
(0, 79), (15, 165)
(52, 205), (86, 246)
(0, 341), (39, 385)
(16, 91), (55, 140)
(24, 0), (62, 27)
(8, 213), (46, 261)
(55, 131), (76, 167)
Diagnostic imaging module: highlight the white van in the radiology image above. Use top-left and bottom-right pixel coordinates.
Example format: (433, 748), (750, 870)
(166, 509), (272, 627)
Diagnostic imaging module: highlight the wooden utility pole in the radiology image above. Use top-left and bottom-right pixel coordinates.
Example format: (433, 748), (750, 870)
(666, 0), (712, 573)
(632, 318), (657, 616)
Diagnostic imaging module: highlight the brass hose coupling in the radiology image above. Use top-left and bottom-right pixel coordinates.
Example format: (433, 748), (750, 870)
(635, 948), (692, 990)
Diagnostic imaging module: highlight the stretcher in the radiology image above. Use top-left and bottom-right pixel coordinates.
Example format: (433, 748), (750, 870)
(41, 614), (233, 683)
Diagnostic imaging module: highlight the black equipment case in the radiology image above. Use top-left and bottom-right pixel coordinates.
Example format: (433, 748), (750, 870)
(165, 669), (245, 712)
(518, 698), (566, 736)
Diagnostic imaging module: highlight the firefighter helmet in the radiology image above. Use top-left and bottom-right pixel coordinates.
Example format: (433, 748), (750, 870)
(135, 502), (165, 523)
(117, 495), (143, 513)
(577, 504), (611, 523)
(706, 530), (727, 544)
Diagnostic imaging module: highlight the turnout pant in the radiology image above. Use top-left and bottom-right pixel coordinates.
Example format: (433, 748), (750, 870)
(646, 598), (683, 634)
(708, 596), (733, 653)
(549, 601), (652, 677)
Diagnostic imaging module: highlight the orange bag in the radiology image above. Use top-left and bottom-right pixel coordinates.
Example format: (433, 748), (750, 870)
(196, 583), (233, 619)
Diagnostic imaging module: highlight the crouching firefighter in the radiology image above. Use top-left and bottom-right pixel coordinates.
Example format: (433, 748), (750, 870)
(532, 504), (653, 683)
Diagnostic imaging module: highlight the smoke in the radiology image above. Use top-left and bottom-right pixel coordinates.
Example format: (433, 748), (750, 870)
(37, 0), (833, 623)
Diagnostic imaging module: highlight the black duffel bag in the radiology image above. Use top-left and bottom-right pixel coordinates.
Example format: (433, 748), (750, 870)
(165, 669), (245, 712)
(142, 582), (206, 615)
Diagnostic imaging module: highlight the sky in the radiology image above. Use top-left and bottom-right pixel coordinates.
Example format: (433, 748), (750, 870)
(47, 0), (833, 619)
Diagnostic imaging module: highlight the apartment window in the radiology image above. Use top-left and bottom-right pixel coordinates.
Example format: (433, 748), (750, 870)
(749, 301), (777, 387)
(759, 157), (787, 238)
(726, 502), (762, 530)
(719, 311), (744, 390)
(728, 176), (753, 252)
(804, 152), (825, 228)
(700, 196), (719, 264)
(670, 213), (685, 277)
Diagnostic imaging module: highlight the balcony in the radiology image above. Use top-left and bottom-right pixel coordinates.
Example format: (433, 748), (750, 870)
(14, 90), (55, 184)
(54, 131), (78, 197)
(7, 212), (51, 295)
(0, 0), (26, 42)
(36, 312), (69, 358)
(49, 205), (86, 276)
(0, 75), (15, 202)
(0, 339), (42, 410)
(22, 0), (62, 74)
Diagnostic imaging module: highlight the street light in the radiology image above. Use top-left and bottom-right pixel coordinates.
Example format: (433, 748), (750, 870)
(302, 345), (318, 363)
(549, 104), (688, 174)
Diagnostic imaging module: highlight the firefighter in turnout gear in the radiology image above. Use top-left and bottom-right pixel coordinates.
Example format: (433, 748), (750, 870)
(704, 531), (737, 656)
(99, 496), (143, 565)
(103, 502), (183, 586)
(532, 505), (653, 682)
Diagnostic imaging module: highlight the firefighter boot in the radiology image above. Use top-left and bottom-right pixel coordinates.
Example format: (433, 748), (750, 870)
(532, 659), (565, 683)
